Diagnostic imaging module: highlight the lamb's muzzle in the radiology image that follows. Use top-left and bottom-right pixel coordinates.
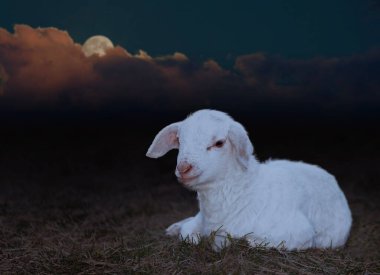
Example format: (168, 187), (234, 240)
(176, 161), (193, 176)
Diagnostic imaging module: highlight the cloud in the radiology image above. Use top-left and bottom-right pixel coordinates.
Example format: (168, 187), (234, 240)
(0, 64), (8, 96)
(0, 25), (95, 98)
(0, 25), (235, 111)
(0, 24), (379, 117)
(234, 51), (380, 112)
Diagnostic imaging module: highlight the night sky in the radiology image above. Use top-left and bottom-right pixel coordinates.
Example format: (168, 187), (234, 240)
(1, 0), (379, 122)
(2, 0), (379, 62)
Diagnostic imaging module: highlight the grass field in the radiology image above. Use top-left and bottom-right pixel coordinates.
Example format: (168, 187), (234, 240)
(0, 124), (379, 274)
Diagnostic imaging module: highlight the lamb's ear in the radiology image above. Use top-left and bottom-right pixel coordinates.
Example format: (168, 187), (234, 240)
(146, 122), (181, 158)
(228, 121), (254, 169)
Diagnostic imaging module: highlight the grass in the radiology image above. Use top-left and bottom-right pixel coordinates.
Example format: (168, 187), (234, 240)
(0, 126), (379, 274)
(1, 170), (379, 274)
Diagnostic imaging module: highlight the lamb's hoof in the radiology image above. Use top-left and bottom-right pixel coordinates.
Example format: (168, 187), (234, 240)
(166, 222), (181, 236)
(212, 235), (230, 252)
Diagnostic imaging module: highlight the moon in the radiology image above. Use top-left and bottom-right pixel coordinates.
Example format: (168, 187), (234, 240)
(82, 35), (114, 57)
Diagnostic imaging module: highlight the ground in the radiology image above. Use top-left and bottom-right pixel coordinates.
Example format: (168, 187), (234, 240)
(0, 122), (379, 274)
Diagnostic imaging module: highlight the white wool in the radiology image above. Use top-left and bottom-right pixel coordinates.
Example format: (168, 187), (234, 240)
(146, 109), (352, 250)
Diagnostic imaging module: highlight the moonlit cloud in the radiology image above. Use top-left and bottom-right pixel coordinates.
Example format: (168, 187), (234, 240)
(0, 26), (208, 108)
(0, 25), (379, 116)
(0, 25), (94, 99)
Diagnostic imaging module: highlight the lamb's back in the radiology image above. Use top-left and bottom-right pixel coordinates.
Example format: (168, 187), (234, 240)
(258, 159), (341, 206)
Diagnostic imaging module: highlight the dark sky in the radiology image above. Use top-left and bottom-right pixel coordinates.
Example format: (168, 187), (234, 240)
(2, 0), (379, 65)
(0, 1), (379, 122)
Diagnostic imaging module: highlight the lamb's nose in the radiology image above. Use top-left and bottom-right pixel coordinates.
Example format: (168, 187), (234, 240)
(177, 161), (193, 176)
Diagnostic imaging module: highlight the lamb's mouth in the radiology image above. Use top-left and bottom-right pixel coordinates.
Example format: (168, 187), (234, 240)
(177, 173), (202, 184)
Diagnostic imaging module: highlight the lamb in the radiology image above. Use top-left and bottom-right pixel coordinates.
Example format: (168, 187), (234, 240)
(146, 109), (352, 250)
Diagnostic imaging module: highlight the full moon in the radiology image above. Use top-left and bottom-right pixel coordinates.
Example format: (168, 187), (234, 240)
(82, 35), (114, 57)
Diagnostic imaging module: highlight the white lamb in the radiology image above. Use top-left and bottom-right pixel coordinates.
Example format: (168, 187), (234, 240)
(146, 109), (352, 250)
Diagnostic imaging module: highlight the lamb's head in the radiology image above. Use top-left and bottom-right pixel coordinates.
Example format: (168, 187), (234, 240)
(146, 110), (254, 190)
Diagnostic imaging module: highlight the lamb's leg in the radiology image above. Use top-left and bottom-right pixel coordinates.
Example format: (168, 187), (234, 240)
(211, 230), (231, 251)
(247, 212), (315, 250)
(166, 212), (202, 244)
(166, 217), (194, 236)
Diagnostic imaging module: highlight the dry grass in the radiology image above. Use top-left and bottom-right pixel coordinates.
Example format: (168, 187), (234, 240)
(0, 126), (379, 274)
(1, 170), (379, 274)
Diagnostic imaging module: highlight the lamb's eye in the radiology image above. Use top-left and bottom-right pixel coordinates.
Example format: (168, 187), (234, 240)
(214, 140), (225, 148)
